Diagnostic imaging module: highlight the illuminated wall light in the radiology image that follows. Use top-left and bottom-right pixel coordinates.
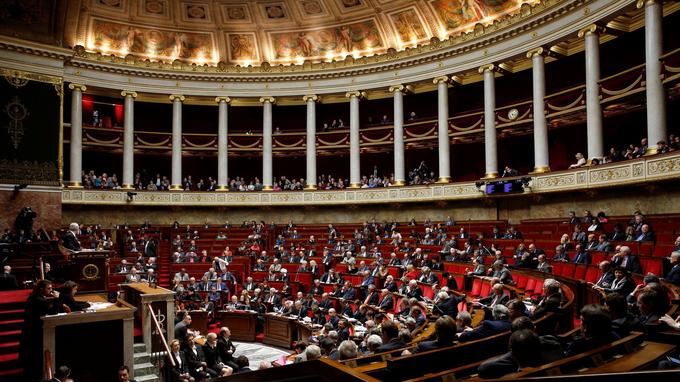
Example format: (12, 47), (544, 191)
(295, 56), (305, 65)
(324, 51), (334, 62)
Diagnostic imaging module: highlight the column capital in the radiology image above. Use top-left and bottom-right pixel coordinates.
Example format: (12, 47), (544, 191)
(345, 90), (365, 99)
(389, 84), (405, 93)
(259, 96), (276, 104)
(433, 75), (462, 85)
(215, 96), (231, 104)
(302, 94), (319, 103)
(68, 83), (87, 92)
(478, 64), (497, 74)
(121, 90), (138, 98)
(169, 94), (185, 102)
(577, 24), (605, 38)
(637, 0), (660, 9)
(526, 47), (548, 59)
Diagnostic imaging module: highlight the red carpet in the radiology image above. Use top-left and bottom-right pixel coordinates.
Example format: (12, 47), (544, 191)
(0, 290), (30, 304)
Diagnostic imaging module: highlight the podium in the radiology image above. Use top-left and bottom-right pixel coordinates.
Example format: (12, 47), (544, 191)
(122, 283), (175, 353)
(264, 314), (297, 349)
(66, 250), (110, 293)
(42, 294), (136, 382)
(217, 310), (258, 341)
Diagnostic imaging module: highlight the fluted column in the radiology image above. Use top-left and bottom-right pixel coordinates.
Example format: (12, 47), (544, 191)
(479, 65), (498, 178)
(579, 25), (604, 160)
(169, 94), (185, 190)
(216, 96), (231, 190)
(639, 0), (666, 153)
(527, 49), (550, 173)
(346, 91), (363, 188)
(303, 95), (318, 190)
(121, 90), (137, 189)
(260, 96), (275, 190)
(433, 76), (459, 183)
(389, 85), (406, 186)
(68, 83), (86, 187)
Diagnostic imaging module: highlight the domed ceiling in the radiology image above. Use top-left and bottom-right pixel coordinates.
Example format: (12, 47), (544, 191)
(0, 0), (538, 65)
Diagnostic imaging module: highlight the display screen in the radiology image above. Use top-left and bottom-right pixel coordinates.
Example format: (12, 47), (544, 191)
(485, 179), (525, 195)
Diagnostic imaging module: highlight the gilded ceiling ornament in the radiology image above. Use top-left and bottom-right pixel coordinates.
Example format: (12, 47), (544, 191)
(4, 75), (29, 88)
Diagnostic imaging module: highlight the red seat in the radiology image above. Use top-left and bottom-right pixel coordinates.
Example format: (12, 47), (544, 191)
(591, 251), (607, 264)
(574, 265), (587, 280)
(653, 245), (674, 258)
(639, 243), (654, 257)
(532, 278), (544, 296)
(641, 258), (663, 277)
(454, 276), (465, 291)
(458, 300), (467, 312)
(480, 281), (492, 297)
(551, 263), (564, 276)
(525, 278), (536, 293)
(585, 266), (600, 284)
(470, 278), (482, 297)
(515, 275), (528, 290)
(560, 263), (576, 278)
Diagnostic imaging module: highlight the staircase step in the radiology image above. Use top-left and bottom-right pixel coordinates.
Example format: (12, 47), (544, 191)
(134, 351), (150, 364)
(0, 367), (22, 380)
(133, 361), (157, 376)
(0, 310), (24, 319)
(0, 330), (21, 340)
(134, 343), (147, 352)
(135, 373), (160, 382)
(0, 342), (19, 355)
(0, 320), (23, 332)
(0, 352), (19, 371)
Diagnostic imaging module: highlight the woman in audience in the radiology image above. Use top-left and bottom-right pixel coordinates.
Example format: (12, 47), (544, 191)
(59, 280), (91, 312)
(564, 304), (619, 356)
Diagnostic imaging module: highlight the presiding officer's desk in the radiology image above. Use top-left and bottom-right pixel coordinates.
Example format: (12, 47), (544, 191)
(42, 294), (136, 382)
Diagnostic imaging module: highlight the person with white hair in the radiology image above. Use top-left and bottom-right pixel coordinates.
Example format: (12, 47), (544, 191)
(61, 222), (82, 251)
(305, 344), (321, 361)
(665, 251), (680, 285)
(405, 279), (424, 301)
(531, 279), (563, 319)
(459, 305), (511, 342)
(611, 245), (643, 274)
(365, 334), (383, 354)
(338, 340), (358, 360)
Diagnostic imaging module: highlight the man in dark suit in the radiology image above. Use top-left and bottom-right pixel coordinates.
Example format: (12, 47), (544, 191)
(318, 293), (333, 310)
(144, 237), (157, 257)
(531, 279), (562, 319)
(434, 291), (460, 318)
(202, 332), (230, 376)
(475, 283), (509, 308)
(417, 267), (439, 284)
(413, 316), (456, 352)
(174, 314), (193, 346)
(340, 281), (356, 300)
(590, 261), (615, 289)
(61, 222), (81, 251)
(320, 269), (339, 284)
(0, 265), (19, 290)
(611, 246), (642, 274)
(20, 279), (61, 381)
(375, 320), (406, 352)
(290, 301), (309, 319)
(383, 275), (398, 292)
(242, 277), (257, 292)
(117, 365), (138, 382)
(635, 224), (655, 242)
(405, 280), (424, 301)
(597, 268), (635, 296)
(364, 284), (380, 306)
(264, 288), (281, 307)
(327, 308), (340, 328)
(665, 252), (680, 285)
(378, 289), (394, 310)
(572, 244), (591, 264)
(595, 234), (613, 252)
(217, 327), (239, 371)
(184, 334), (216, 379)
(458, 305), (512, 342)
(310, 279), (324, 295)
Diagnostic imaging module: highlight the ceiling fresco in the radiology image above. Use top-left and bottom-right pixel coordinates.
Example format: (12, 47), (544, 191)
(0, 0), (539, 65)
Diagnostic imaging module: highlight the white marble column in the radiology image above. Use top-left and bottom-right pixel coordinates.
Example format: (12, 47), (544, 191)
(169, 94), (185, 190)
(640, 0), (666, 153)
(579, 25), (604, 160)
(527, 49), (550, 173)
(121, 90), (137, 189)
(68, 84), (86, 187)
(479, 65), (499, 178)
(216, 96), (231, 190)
(346, 91), (363, 188)
(260, 96), (275, 190)
(303, 95), (318, 190)
(389, 85), (406, 186)
(433, 76), (451, 183)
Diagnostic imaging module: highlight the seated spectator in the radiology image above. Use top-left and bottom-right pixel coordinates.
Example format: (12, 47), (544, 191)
(636, 285), (671, 334)
(474, 283), (508, 308)
(635, 224), (655, 242)
(611, 246), (642, 274)
(530, 279), (562, 320)
(572, 244), (591, 265)
(375, 320), (406, 352)
(564, 304), (619, 356)
(665, 251), (680, 285)
(604, 293), (644, 337)
(490, 261), (514, 285)
(595, 267), (635, 296)
(568, 152), (586, 169)
(536, 254), (552, 273)
(459, 305), (511, 342)
(553, 245), (569, 262)
(589, 261), (615, 289)
(337, 340), (358, 360)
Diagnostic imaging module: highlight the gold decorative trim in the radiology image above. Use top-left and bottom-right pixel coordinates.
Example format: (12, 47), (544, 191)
(304, 184), (317, 190)
(526, 47), (547, 58)
(259, 96), (276, 104)
(348, 183), (361, 189)
(637, 0), (659, 9)
(436, 177), (451, 184)
(169, 94), (186, 102)
(216, 185), (229, 191)
(433, 76), (450, 85)
(169, 184), (182, 190)
(392, 180), (406, 187)
(577, 24), (605, 38)
(215, 96), (231, 103)
(345, 91), (365, 99)
(68, 83), (87, 92)
(482, 172), (500, 179)
(121, 184), (134, 190)
(302, 95), (318, 103)
(121, 90), (138, 98)
(388, 84), (405, 93)
(262, 185), (273, 191)
(478, 64), (496, 74)
(531, 166), (551, 174)
(69, 182), (83, 188)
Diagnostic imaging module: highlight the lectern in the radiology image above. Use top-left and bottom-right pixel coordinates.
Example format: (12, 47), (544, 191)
(66, 250), (110, 293)
(42, 295), (135, 382)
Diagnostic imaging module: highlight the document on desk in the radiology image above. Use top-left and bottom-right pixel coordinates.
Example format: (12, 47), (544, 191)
(87, 302), (114, 311)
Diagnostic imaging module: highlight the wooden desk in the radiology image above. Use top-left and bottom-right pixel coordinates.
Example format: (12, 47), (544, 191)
(67, 250), (110, 293)
(264, 313), (297, 349)
(217, 310), (258, 341)
(122, 283), (175, 353)
(42, 294), (136, 382)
